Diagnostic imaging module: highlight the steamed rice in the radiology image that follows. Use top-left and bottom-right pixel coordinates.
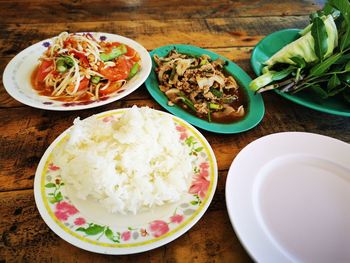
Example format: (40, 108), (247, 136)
(56, 106), (193, 214)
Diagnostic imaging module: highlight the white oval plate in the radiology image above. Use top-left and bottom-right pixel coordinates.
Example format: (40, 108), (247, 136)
(34, 108), (218, 254)
(3, 33), (152, 110)
(226, 132), (350, 263)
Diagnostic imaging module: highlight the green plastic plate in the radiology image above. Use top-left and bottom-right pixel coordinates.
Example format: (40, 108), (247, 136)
(251, 29), (350, 117)
(145, 44), (265, 134)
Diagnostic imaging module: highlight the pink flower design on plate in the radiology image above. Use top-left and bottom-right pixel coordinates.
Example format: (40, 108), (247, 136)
(102, 116), (114, 123)
(54, 201), (79, 221)
(170, 214), (184, 224)
(74, 217), (86, 226)
(180, 132), (188, 140)
(176, 125), (188, 140)
(48, 163), (60, 171)
(199, 162), (209, 170)
(149, 220), (169, 238)
(121, 231), (131, 241)
(189, 162), (210, 199)
(176, 125), (186, 132)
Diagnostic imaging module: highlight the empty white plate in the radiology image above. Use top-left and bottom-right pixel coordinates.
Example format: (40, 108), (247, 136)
(225, 132), (350, 263)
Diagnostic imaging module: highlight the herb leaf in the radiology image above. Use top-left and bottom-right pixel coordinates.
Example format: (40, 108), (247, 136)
(329, 0), (350, 24)
(329, 0), (350, 50)
(328, 74), (341, 91)
(271, 67), (294, 81)
(290, 56), (306, 68)
(341, 72), (350, 84)
(346, 61), (350, 72)
(340, 26), (350, 50)
(310, 85), (329, 99)
(328, 86), (346, 96)
(311, 17), (329, 61)
(310, 53), (341, 77)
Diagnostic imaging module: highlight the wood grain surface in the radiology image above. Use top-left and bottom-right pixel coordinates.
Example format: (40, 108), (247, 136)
(2, 0), (348, 262)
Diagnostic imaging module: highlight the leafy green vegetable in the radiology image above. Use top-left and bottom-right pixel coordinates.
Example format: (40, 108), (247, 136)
(290, 56), (306, 68)
(310, 84), (329, 99)
(329, 0), (350, 24)
(271, 67), (295, 81)
(264, 15), (338, 67)
(250, 0), (350, 105)
(346, 61), (350, 71)
(249, 71), (276, 91)
(249, 67), (294, 92)
(328, 74), (341, 90)
(309, 53), (341, 76)
(311, 17), (329, 61)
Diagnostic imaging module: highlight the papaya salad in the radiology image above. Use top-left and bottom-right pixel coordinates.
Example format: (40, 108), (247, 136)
(32, 32), (141, 102)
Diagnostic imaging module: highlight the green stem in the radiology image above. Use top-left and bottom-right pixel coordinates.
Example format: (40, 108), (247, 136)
(324, 70), (349, 75)
(292, 79), (325, 94)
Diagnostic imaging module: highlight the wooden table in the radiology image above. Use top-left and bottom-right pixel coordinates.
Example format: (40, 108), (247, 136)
(1, 0), (349, 262)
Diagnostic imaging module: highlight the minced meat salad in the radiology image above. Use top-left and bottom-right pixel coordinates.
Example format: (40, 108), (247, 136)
(154, 49), (246, 123)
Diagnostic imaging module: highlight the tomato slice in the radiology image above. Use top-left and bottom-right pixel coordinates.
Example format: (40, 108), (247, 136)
(69, 50), (89, 67)
(131, 53), (141, 62)
(125, 46), (136, 57)
(110, 42), (121, 48)
(66, 78), (89, 94)
(78, 78), (89, 91)
(101, 42), (122, 54)
(99, 57), (130, 81)
(36, 60), (54, 83)
(125, 59), (135, 70)
(125, 46), (140, 62)
(99, 81), (123, 96)
(63, 38), (77, 49)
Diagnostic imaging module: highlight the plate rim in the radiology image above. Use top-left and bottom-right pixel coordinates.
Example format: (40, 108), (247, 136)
(250, 28), (350, 117)
(34, 107), (218, 254)
(3, 32), (152, 111)
(145, 44), (265, 134)
(225, 132), (350, 262)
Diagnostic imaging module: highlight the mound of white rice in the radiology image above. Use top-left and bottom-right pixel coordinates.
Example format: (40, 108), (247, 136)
(56, 106), (193, 214)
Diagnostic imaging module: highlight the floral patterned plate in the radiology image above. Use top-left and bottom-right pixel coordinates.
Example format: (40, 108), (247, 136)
(3, 33), (151, 111)
(34, 108), (218, 254)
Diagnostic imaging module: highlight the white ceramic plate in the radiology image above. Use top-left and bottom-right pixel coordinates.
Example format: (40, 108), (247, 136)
(34, 108), (217, 254)
(3, 33), (151, 110)
(225, 132), (350, 263)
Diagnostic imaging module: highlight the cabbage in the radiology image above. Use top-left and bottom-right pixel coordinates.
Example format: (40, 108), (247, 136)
(249, 71), (276, 92)
(265, 15), (338, 67)
(250, 15), (339, 92)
